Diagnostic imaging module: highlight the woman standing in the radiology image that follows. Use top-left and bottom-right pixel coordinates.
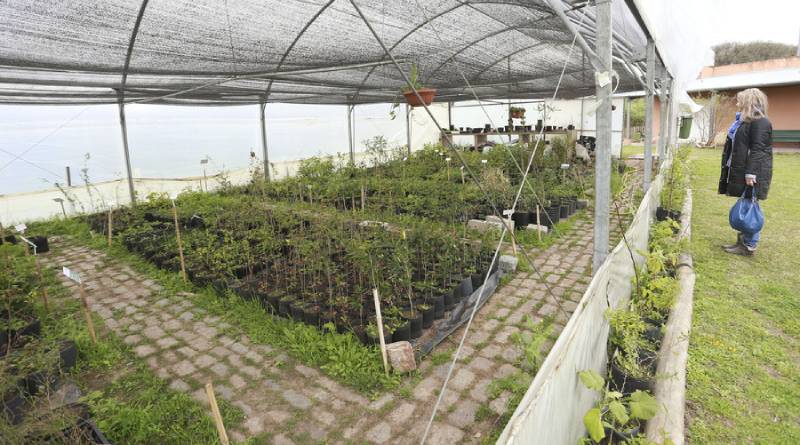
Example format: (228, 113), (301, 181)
(719, 88), (773, 256)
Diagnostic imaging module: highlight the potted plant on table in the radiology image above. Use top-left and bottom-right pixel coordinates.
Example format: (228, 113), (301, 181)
(510, 106), (526, 119)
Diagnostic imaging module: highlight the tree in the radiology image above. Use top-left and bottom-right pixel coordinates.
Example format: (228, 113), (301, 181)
(629, 98), (645, 127)
(713, 41), (797, 66)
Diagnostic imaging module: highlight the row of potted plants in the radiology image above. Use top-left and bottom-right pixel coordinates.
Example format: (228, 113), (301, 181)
(244, 142), (590, 227)
(1, 242), (111, 442)
(86, 192), (498, 346)
(578, 206), (686, 444)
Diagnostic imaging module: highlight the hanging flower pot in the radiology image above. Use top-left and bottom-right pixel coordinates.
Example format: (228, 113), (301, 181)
(510, 106), (526, 119)
(403, 88), (437, 107)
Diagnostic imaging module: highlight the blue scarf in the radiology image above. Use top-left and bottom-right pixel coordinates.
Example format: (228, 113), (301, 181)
(728, 112), (742, 140)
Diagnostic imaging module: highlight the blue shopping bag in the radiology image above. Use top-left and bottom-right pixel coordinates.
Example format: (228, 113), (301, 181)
(729, 186), (764, 234)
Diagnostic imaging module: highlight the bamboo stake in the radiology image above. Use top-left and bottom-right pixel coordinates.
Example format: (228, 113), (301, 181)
(205, 382), (230, 445)
(361, 185), (366, 211)
(34, 256), (50, 312)
(372, 288), (390, 376)
(107, 209), (113, 247)
(536, 205), (542, 242)
(78, 282), (97, 344)
(171, 200), (188, 283)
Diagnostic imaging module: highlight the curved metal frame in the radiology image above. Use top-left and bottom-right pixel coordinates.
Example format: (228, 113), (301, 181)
(350, 0), (557, 103)
(117, 0), (151, 205)
(262, 0), (336, 102)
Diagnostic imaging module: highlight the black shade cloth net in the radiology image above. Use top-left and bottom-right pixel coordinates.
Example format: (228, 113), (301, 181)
(0, 0), (658, 105)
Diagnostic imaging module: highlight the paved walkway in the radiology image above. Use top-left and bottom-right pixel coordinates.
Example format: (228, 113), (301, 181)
(41, 203), (631, 444)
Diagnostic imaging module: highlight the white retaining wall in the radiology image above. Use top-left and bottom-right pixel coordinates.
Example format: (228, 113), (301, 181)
(497, 159), (670, 445)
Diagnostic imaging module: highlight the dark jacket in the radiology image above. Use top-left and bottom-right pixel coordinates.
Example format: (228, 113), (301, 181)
(718, 117), (773, 200)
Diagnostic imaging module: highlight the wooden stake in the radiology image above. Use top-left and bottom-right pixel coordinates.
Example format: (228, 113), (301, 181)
(372, 288), (390, 376)
(205, 382), (230, 445)
(361, 185), (366, 211)
(536, 205), (542, 242)
(171, 200), (188, 283)
(107, 209), (113, 247)
(460, 167), (465, 185)
(34, 256), (50, 312)
(508, 216), (517, 255)
(78, 282), (97, 344)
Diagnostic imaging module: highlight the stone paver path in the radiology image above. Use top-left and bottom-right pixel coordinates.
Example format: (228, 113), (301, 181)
(41, 198), (632, 444)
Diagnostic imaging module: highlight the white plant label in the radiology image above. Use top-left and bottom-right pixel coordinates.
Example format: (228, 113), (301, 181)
(560, 163), (571, 170)
(502, 209), (514, 216)
(14, 223), (26, 233)
(62, 266), (82, 284)
(595, 71), (611, 88)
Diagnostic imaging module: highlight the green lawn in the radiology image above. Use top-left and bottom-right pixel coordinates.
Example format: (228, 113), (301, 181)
(621, 144), (644, 158)
(686, 148), (800, 444)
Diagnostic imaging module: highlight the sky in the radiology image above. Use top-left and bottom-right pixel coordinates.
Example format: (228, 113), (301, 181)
(0, 1), (797, 195)
(708, 0), (798, 47)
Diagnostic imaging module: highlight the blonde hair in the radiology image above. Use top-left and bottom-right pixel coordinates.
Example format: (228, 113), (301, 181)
(737, 88), (768, 122)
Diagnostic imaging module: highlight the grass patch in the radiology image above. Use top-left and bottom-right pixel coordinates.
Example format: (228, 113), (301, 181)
(686, 148), (800, 444)
(0, 241), (243, 444)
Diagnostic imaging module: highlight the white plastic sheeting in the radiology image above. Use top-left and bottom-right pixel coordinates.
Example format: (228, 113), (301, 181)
(632, 0), (721, 112)
(497, 158), (670, 444)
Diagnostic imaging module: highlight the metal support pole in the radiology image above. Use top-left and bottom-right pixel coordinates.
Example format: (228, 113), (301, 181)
(347, 104), (355, 164)
(447, 102), (452, 129)
(259, 103), (271, 182)
(117, 100), (136, 205)
(65, 166), (72, 187)
(657, 80), (669, 164)
(592, 0), (613, 274)
(406, 104), (412, 155)
(666, 80), (677, 157)
(625, 97), (631, 139)
(579, 51), (586, 137)
(643, 39), (655, 192)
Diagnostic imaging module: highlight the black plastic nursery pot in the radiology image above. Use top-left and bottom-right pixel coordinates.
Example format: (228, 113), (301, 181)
(289, 302), (304, 321)
(303, 306), (320, 327)
(421, 306), (435, 328)
(610, 359), (653, 395)
(460, 277), (474, 300)
(559, 204), (570, 219)
(2, 390), (27, 425)
(443, 290), (455, 311)
(58, 340), (78, 371)
(3, 234), (17, 244)
(656, 207), (682, 222)
(30, 236), (49, 253)
(601, 425), (641, 444)
(433, 294), (446, 319)
(407, 313), (423, 338)
(266, 294), (282, 312)
(471, 271), (487, 290)
(544, 206), (561, 227)
(1, 318), (42, 356)
(511, 211), (530, 229)
(393, 321), (411, 342)
(278, 298), (293, 317)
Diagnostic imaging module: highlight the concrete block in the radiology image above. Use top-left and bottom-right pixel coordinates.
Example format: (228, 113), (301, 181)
(499, 255), (518, 273)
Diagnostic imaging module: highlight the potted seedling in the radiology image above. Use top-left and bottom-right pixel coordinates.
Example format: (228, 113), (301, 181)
(578, 369), (659, 444)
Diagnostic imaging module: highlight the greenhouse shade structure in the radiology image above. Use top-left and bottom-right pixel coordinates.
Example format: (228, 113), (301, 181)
(0, 0), (711, 441)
